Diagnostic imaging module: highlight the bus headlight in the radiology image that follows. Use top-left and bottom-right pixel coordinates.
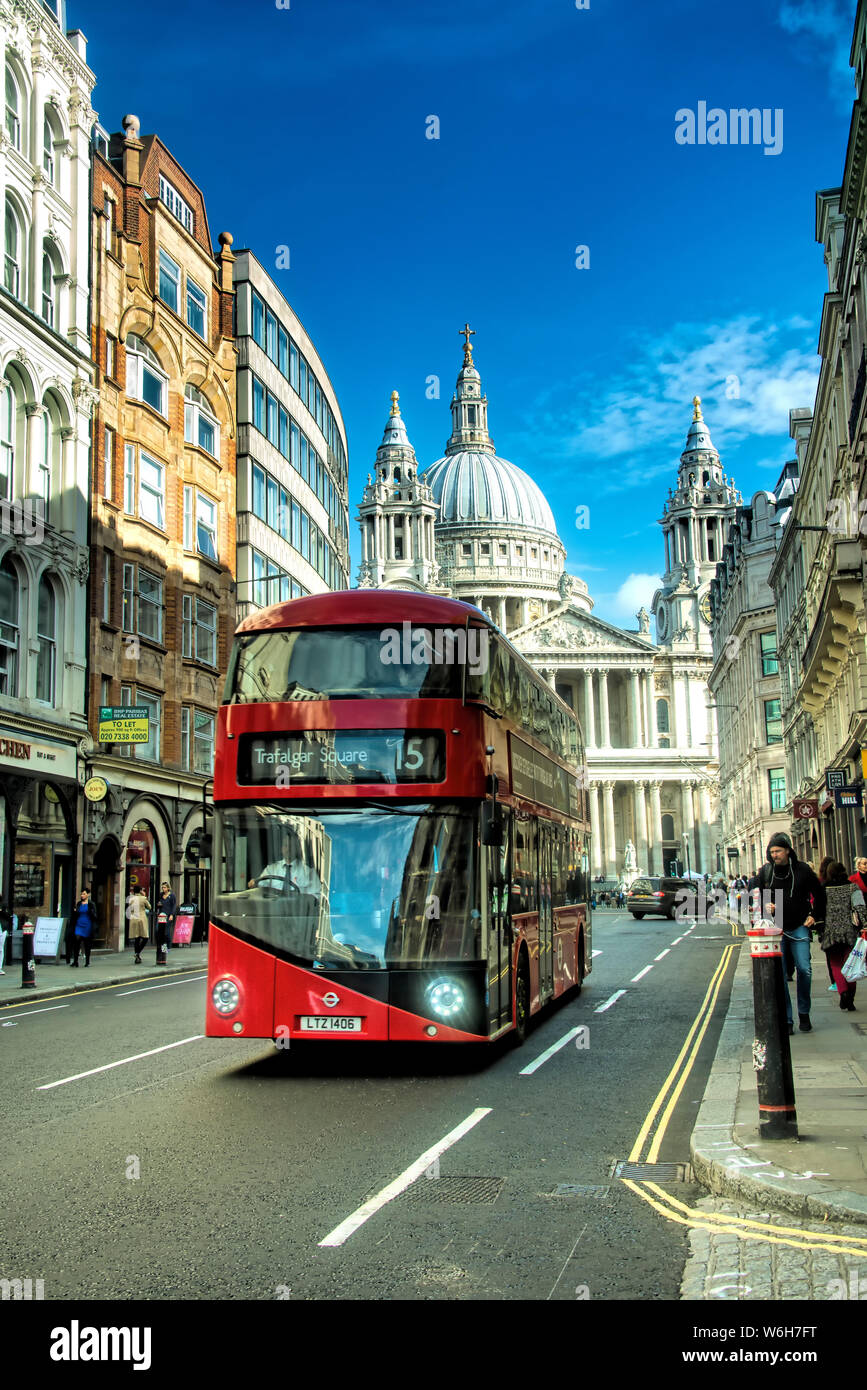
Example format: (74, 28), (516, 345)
(425, 978), (465, 1019)
(212, 979), (241, 1016)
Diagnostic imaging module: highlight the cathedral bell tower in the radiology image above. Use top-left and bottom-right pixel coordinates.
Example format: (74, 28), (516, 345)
(356, 392), (444, 591)
(652, 398), (740, 650)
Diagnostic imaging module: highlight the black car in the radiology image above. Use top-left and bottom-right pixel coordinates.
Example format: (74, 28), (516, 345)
(627, 876), (708, 920)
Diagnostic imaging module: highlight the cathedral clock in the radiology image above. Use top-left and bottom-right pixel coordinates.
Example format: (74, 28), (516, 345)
(699, 591), (712, 625)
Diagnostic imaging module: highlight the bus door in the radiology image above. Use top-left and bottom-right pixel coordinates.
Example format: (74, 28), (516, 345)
(538, 823), (554, 1003)
(486, 806), (512, 1030)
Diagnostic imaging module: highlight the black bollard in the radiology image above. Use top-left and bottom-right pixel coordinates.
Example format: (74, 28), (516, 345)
(747, 923), (797, 1138)
(20, 921), (36, 990)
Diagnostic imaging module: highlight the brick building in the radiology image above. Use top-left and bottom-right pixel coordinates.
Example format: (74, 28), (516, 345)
(85, 113), (236, 948)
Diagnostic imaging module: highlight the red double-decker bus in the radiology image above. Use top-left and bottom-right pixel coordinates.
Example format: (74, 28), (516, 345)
(206, 591), (591, 1045)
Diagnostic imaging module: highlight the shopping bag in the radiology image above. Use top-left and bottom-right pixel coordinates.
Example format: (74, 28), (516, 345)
(842, 936), (867, 983)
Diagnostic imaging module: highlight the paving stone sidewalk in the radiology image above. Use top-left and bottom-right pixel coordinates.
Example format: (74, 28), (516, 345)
(0, 942), (208, 1004)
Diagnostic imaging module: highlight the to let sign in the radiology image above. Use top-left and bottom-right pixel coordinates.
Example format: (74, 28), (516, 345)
(98, 706), (150, 744)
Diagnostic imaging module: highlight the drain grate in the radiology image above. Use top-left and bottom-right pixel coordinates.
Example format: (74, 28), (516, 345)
(612, 1161), (692, 1182)
(402, 1176), (505, 1204)
(550, 1183), (611, 1199)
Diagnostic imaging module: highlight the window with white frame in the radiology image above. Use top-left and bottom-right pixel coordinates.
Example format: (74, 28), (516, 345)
(181, 705), (189, 769)
(125, 334), (168, 416)
(136, 690), (161, 762)
(192, 709), (215, 773)
(182, 595), (217, 665)
(124, 443), (134, 514)
(119, 683), (132, 757)
(138, 452), (165, 528)
(105, 333), (116, 379)
(0, 387), (12, 500)
(196, 492), (217, 560)
(0, 555), (19, 696)
(5, 68), (20, 150)
(4, 198), (22, 299)
(158, 175), (194, 233)
(158, 250), (181, 314)
(43, 110), (56, 185)
(184, 385), (218, 457)
(186, 277), (207, 338)
(35, 575), (56, 705)
(102, 551), (111, 623)
(39, 411), (51, 508)
(103, 426), (114, 500)
(123, 564), (163, 642)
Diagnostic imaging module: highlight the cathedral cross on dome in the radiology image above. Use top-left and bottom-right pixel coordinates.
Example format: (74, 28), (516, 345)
(460, 322), (476, 361)
(692, 395), (703, 421)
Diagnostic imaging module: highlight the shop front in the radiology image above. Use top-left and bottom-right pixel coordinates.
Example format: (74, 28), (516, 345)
(0, 728), (81, 955)
(124, 820), (160, 946)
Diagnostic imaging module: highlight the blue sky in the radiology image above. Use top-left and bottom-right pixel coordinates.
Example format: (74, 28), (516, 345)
(75, 0), (856, 625)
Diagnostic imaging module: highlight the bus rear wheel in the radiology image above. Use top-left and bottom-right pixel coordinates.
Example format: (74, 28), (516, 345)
(513, 953), (530, 1046)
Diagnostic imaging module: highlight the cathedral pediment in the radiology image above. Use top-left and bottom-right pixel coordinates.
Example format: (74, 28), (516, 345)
(511, 603), (655, 657)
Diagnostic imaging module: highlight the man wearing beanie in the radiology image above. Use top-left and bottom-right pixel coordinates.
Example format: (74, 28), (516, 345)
(748, 832), (825, 1034)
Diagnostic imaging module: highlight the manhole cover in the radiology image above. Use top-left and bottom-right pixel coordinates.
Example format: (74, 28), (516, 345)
(402, 1176), (505, 1204)
(612, 1161), (692, 1182)
(550, 1183), (611, 1198)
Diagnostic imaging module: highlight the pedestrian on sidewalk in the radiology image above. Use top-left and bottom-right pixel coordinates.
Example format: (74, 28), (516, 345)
(70, 889), (98, 968)
(821, 861), (865, 1011)
(127, 887), (151, 964)
(155, 881), (177, 966)
(818, 857), (837, 991)
(849, 857), (867, 894)
(0, 898), (10, 974)
(748, 832), (825, 1035)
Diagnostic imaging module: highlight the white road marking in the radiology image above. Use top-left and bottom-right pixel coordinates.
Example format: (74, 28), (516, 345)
(0, 1004), (69, 1020)
(591, 950), (602, 958)
(519, 1025), (585, 1075)
(631, 965), (653, 982)
(594, 990), (626, 1013)
(670, 937), (683, 945)
(654, 949), (670, 961)
(318, 1107), (492, 1248)
(118, 975), (207, 996)
(37, 1035), (205, 1090)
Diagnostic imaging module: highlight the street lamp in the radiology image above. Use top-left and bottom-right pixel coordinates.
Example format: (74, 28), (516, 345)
(682, 830), (691, 879)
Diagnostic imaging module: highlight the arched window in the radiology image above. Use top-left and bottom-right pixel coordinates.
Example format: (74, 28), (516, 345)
(40, 410), (51, 507)
(5, 197), (22, 299)
(5, 68), (20, 149)
(36, 574), (56, 705)
(0, 555), (19, 695)
(656, 698), (670, 732)
(0, 387), (13, 499)
(183, 384), (218, 457)
(126, 334), (168, 416)
(43, 110), (55, 183)
(661, 813), (675, 841)
(42, 247), (55, 326)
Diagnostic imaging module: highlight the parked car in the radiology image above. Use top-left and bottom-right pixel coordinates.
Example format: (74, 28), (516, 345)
(627, 876), (708, 920)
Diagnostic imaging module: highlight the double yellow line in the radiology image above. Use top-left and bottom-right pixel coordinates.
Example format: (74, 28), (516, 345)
(624, 939), (867, 1258)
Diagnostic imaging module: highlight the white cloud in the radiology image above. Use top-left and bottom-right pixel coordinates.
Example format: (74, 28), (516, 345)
(515, 313), (820, 496)
(779, 1), (854, 107)
(603, 573), (662, 620)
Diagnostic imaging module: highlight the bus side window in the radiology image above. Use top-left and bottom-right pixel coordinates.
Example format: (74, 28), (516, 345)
(552, 825), (566, 909)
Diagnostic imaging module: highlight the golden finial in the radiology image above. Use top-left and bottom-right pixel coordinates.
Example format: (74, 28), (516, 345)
(692, 395), (702, 421)
(460, 322), (475, 363)
(390, 390), (399, 416)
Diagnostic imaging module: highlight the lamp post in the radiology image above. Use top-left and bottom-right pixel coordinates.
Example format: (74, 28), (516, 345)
(682, 829), (691, 879)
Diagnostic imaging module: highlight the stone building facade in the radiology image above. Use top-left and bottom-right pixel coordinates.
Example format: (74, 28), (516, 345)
(85, 113), (237, 947)
(0, 0), (95, 932)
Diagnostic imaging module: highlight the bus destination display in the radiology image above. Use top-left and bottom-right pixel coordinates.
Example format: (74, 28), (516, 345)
(237, 730), (445, 785)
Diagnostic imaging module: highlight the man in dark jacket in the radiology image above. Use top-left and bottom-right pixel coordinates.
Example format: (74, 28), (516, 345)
(748, 832), (825, 1034)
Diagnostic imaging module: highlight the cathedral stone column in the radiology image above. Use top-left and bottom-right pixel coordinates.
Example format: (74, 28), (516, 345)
(583, 669), (596, 748)
(681, 780), (697, 872)
(589, 783), (602, 875)
(599, 668), (611, 748)
(698, 785), (714, 875)
(603, 780), (616, 878)
(630, 671), (644, 747)
(649, 780), (664, 875)
(498, 597), (507, 631)
(634, 780), (649, 874)
(645, 672), (659, 748)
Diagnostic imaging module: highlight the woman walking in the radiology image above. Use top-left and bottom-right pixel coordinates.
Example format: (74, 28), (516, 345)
(155, 881), (177, 965)
(70, 889), (98, 967)
(127, 887), (151, 964)
(817, 856), (837, 990)
(820, 861), (866, 1011)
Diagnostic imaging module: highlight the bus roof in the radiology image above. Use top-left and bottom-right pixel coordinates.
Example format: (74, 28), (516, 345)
(236, 589), (494, 634)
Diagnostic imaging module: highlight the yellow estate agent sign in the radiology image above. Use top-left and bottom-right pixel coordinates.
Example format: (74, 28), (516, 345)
(98, 706), (150, 744)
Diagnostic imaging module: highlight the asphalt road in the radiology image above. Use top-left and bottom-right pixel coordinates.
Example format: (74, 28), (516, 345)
(0, 909), (739, 1301)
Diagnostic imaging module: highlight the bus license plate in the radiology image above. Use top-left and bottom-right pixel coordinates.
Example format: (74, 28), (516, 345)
(299, 1016), (362, 1032)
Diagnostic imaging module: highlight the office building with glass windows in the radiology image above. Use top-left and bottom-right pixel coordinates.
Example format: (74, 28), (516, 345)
(85, 113), (237, 948)
(232, 249), (349, 620)
(0, 0), (96, 937)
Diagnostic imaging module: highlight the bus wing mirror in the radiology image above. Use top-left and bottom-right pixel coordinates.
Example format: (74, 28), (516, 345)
(481, 803), (504, 846)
